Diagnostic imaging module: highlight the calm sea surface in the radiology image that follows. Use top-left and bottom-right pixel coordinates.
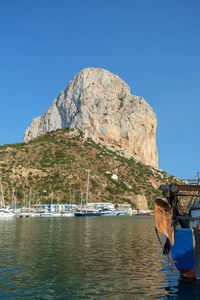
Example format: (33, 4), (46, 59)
(0, 216), (200, 299)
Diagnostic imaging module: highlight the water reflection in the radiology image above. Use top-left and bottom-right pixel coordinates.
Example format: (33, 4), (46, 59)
(0, 216), (196, 299)
(162, 276), (200, 300)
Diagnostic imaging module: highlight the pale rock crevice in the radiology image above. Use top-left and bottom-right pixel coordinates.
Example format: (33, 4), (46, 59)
(134, 194), (149, 210)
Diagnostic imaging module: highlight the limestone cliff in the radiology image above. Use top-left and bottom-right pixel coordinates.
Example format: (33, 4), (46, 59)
(24, 68), (158, 168)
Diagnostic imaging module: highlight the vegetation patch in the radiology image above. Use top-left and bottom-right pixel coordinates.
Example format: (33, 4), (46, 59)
(0, 129), (181, 208)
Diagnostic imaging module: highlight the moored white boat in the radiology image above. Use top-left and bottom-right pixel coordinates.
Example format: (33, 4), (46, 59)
(99, 208), (120, 216)
(40, 210), (52, 217)
(75, 209), (102, 217)
(0, 208), (15, 218)
(61, 211), (74, 217)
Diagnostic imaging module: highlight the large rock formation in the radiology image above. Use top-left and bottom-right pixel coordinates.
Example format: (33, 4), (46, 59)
(24, 68), (158, 168)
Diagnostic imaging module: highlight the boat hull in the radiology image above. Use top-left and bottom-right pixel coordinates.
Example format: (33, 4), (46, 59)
(61, 212), (74, 217)
(135, 213), (151, 216)
(170, 228), (196, 279)
(0, 209), (15, 218)
(0, 213), (15, 218)
(75, 211), (102, 217)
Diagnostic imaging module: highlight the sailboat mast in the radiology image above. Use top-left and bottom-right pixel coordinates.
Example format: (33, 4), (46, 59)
(0, 178), (5, 207)
(81, 190), (83, 207)
(69, 191), (72, 208)
(12, 188), (15, 206)
(29, 188), (32, 214)
(86, 170), (90, 206)
(51, 191), (53, 212)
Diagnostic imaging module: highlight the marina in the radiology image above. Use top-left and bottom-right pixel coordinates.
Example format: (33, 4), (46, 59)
(0, 171), (149, 219)
(0, 202), (144, 218)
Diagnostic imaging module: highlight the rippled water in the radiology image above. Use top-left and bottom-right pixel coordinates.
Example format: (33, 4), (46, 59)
(0, 216), (200, 299)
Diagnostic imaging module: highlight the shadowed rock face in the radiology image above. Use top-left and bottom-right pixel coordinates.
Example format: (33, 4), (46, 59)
(24, 67), (158, 168)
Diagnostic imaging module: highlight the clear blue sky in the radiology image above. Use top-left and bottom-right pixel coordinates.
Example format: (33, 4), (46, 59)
(0, 0), (200, 180)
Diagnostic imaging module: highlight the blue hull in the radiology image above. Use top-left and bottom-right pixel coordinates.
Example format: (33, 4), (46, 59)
(170, 228), (195, 278)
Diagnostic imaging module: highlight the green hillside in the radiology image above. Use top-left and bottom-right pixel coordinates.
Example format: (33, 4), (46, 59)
(0, 129), (179, 209)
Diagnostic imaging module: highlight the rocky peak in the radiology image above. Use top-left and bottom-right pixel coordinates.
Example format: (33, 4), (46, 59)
(24, 67), (158, 168)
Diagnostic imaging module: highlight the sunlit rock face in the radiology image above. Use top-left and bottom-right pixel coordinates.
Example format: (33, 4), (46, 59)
(24, 67), (158, 168)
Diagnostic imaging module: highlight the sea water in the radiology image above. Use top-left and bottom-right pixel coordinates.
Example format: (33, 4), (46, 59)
(0, 216), (199, 299)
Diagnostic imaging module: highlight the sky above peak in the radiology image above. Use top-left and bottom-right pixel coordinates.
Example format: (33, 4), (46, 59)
(0, 0), (200, 179)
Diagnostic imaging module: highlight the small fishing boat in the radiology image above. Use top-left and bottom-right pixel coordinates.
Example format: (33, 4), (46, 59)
(155, 181), (200, 279)
(135, 210), (151, 216)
